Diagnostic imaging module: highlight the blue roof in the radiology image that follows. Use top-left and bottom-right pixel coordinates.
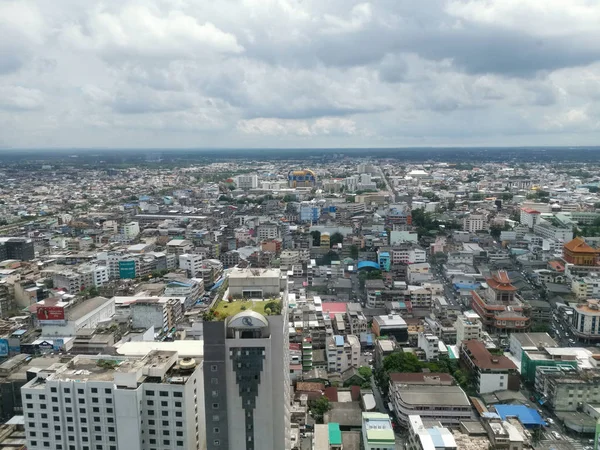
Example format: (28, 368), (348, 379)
(494, 405), (545, 427)
(210, 278), (225, 291)
(357, 261), (380, 270)
(12, 329), (27, 336)
(168, 281), (192, 287)
(454, 283), (479, 290)
(379, 252), (390, 257)
(334, 336), (344, 347)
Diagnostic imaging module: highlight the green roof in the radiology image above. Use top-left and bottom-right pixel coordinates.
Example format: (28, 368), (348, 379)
(328, 423), (342, 445)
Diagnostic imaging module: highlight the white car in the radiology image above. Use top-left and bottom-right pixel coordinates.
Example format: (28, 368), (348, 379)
(546, 418), (554, 425)
(552, 431), (562, 440)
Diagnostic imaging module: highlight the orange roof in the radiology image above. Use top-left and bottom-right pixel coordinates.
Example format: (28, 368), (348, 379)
(521, 208), (541, 214)
(486, 270), (517, 291)
(548, 260), (565, 272)
(564, 237), (600, 254)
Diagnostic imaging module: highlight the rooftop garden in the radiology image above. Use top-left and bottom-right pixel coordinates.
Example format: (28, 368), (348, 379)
(204, 298), (282, 321)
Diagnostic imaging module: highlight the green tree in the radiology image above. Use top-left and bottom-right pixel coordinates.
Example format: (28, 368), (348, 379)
(283, 194), (295, 203)
(310, 396), (331, 424)
(358, 366), (373, 379)
(383, 352), (423, 373)
(330, 232), (344, 247)
(359, 269), (382, 288)
(264, 300), (282, 315)
(310, 230), (321, 247)
(349, 245), (359, 260)
(447, 199), (456, 211)
(471, 193), (485, 201)
(502, 193), (513, 201)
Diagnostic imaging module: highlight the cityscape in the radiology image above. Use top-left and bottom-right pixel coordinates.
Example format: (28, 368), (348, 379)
(0, 149), (599, 450)
(3, 0), (600, 450)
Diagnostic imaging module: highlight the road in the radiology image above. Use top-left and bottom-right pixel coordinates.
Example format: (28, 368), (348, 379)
(378, 165), (396, 200)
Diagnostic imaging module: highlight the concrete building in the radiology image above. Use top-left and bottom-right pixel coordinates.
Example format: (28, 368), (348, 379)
(417, 333), (439, 361)
(362, 413), (395, 450)
(325, 335), (360, 373)
(202, 306), (291, 450)
(535, 366), (600, 412)
(508, 333), (557, 362)
(520, 208), (541, 229)
(256, 223), (279, 241)
(313, 423), (342, 450)
(462, 214), (486, 233)
(0, 238), (35, 261)
(21, 349), (204, 450)
(408, 415), (457, 450)
(388, 376), (473, 426)
(235, 174), (259, 190)
(227, 268), (286, 298)
(454, 313), (482, 343)
(179, 254), (205, 278)
(372, 315), (408, 343)
(571, 299), (600, 342)
(459, 340), (519, 394)
(166, 239), (193, 257)
(130, 298), (182, 331)
(345, 303), (368, 336)
(31, 296), (115, 337)
(533, 220), (573, 242)
(163, 279), (204, 311)
(122, 222), (140, 238)
(299, 202), (320, 223)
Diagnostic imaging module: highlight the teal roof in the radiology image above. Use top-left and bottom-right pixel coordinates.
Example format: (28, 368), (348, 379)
(328, 423), (342, 445)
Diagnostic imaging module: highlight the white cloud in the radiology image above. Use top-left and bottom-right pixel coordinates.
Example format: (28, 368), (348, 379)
(1, 0), (600, 147)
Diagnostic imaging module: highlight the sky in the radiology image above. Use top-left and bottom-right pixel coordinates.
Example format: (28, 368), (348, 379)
(1, 0), (600, 149)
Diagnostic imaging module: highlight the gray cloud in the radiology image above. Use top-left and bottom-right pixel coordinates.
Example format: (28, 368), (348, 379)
(1, 0), (600, 148)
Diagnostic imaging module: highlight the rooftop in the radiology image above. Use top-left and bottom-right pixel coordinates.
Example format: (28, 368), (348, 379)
(395, 384), (470, 407)
(362, 412), (395, 444)
(462, 340), (517, 370)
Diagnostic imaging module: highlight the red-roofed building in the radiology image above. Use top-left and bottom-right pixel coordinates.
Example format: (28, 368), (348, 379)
(520, 207), (541, 228)
(321, 302), (348, 315)
(471, 270), (531, 333)
(563, 237), (600, 266)
(459, 340), (519, 394)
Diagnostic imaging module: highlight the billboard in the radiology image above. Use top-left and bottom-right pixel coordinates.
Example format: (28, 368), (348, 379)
(0, 339), (8, 357)
(37, 306), (66, 324)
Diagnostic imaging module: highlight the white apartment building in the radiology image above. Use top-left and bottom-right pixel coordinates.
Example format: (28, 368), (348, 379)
(533, 220), (573, 242)
(454, 313), (482, 343)
(179, 254), (205, 278)
(203, 306), (291, 450)
(325, 335), (360, 373)
(390, 247), (426, 265)
(462, 214), (486, 233)
(417, 333), (439, 361)
(280, 250), (301, 270)
(122, 222), (140, 238)
(21, 350), (204, 450)
(520, 208), (541, 229)
(36, 296), (116, 337)
(235, 174), (259, 189)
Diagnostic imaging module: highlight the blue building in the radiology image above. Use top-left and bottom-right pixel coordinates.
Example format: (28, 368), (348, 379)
(299, 202), (320, 223)
(378, 251), (391, 271)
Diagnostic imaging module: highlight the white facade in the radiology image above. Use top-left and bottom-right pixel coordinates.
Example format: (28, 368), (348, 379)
(479, 373), (508, 394)
(454, 314), (482, 343)
(520, 209), (541, 229)
(462, 214), (486, 233)
(123, 222), (140, 238)
(408, 415), (457, 450)
(256, 223), (279, 241)
(179, 254), (205, 278)
(417, 333), (439, 361)
(21, 351), (204, 450)
(41, 297), (116, 337)
(235, 174), (259, 189)
(326, 335), (360, 373)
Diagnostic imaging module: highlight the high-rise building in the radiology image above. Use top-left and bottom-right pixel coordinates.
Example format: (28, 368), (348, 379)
(21, 350), (204, 450)
(203, 300), (291, 449)
(0, 238), (35, 261)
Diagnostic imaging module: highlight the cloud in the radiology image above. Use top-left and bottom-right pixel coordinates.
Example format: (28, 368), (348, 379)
(0, 86), (44, 111)
(1, 0), (600, 148)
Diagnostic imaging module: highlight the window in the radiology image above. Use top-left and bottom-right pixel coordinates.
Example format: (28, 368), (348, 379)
(93, 407), (99, 413)
(159, 391), (168, 397)
(173, 392), (183, 398)
(107, 418), (113, 423)
(66, 407), (72, 413)
(176, 431), (183, 437)
(211, 378), (218, 385)
(79, 399), (86, 404)
(53, 406), (59, 412)
(106, 398), (112, 404)
(28, 413), (34, 418)
(149, 430), (156, 435)
(83, 437), (89, 442)
(104, 388), (111, 394)
(78, 389), (84, 394)
(64, 388), (70, 394)
(94, 417), (100, 422)
(82, 427), (88, 433)
(162, 411), (169, 417)
(212, 415), (220, 422)
(91, 388), (98, 393)
(212, 403), (219, 409)
(106, 408), (113, 414)
(146, 390), (154, 396)
(176, 422), (183, 427)
(147, 410), (154, 416)
(161, 401), (168, 407)
(211, 365), (218, 371)
(162, 421), (169, 426)
(79, 408), (85, 414)
(25, 394), (32, 399)
(213, 427), (220, 433)
(95, 426), (101, 432)
(175, 411), (182, 417)
(177, 441), (184, 447)
(213, 440), (220, 446)
(163, 430), (170, 436)
(163, 440), (170, 445)
(51, 387), (57, 393)
(108, 427), (114, 433)
(92, 398), (98, 404)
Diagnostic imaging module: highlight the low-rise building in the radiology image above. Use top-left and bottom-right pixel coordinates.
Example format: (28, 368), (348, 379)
(408, 415), (457, 450)
(459, 340), (519, 394)
(388, 376), (473, 426)
(454, 313), (482, 343)
(362, 412), (395, 450)
(325, 335), (360, 373)
(372, 314), (408, 343)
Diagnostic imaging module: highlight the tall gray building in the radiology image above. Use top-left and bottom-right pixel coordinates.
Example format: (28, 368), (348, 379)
(203, 306), (291, 450)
